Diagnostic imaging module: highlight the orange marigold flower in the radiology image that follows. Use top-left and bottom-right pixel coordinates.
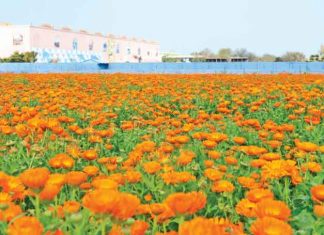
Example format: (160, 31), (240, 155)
(130, 220), (149, 235)
(63, 200), (80, 214)
(212, 180), (235, 193)
(82, 189), (140, 220)
(161, 171), (196, 185)
(39, 184), (61, 201)
(144, 194), (152, 202)
(255, 199), (291, 221)
(143, 161), (161, 174)
(240, 146), (268, 156)
(250, 159), (267, 168)
(124, 170), (142, 183)
(82, 149), (98, 160)
(204, 160), (214, 168)
(261, 160), (298, 182)
(246, 189), (274, 203)
(65, 171), (87, 186)
(179, 217), (244, 235)
(235, 199), (257, 217)
(260, 153), (281, 161)
(295, 140), (318, 152)
(138, 141), (156, 153)
(237, 177), (259, 189)
(121, 121), (134, 131)
(208, 132), (228, 143)
(0, 192), (12, 205)
(20, 168), (50, 189)
(2, 203), (22, 222)
(310, 185), (324, 203)
(92, 178), (118, 190)
(218, 165), (227, 172)
(46, 173), (66, 186)
(233, 137), (246, 145)
(83, 165), (99, 176)
(313, 205), (324, 217)
(250, 217), (292, 235)
(179, 217), (223, 235)
(175, 135), (190, 144)
(202, 140), (217, 149)
(225, 156), (238, 165)
(7, 216), (43, 235)
(177, 150), (196, 166)
(159, 143), (174, 153)
(208, 151), (221, 159)
(49, 154), (74, 169)
(301, 162), (322, 173)
(109, 224), (125, 235)
(266, 140), (282, 149)
(164, 191), (206, 215)
(204, 169), (223, 181)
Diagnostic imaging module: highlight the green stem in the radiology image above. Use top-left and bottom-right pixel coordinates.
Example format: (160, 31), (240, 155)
(35, 195), (40, 219)
(152, 217), (158, 234)
(101, 219), (106, 235)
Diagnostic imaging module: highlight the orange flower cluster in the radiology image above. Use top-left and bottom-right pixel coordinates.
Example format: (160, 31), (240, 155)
(82, 189), (140, 220)
(0, 73), (322, 234)
(164, 191), (206, 215)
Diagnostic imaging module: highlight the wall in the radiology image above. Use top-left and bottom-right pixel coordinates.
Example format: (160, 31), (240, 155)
(30, 26), (108, 61)
(108, 62), (324, 74)
(0, 25), (31, 58)
(112, 37), (160, 63)
(0, 24), (161, 63)
(0, 62), (324, 74)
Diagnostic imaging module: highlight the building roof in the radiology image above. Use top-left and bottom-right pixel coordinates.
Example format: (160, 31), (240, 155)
(0, 23), (159, 45)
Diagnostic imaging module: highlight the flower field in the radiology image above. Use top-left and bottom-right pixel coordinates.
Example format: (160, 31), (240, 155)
(0, 73), (323, 235)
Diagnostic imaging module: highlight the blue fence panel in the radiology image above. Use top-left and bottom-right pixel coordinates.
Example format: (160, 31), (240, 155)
(1, 62), (324, 74)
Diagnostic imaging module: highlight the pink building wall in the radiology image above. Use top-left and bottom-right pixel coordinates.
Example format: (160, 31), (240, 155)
(0, 24), (161, 63)
(0, 25), (32, 57)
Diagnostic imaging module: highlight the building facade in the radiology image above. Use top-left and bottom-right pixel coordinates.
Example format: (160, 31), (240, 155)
(0, 23), (161, 63)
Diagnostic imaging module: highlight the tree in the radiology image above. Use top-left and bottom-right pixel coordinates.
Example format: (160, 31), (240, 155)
(217, 48), (232, 60)
(281, 52), (306, 62)
(0, 51), (38, 63)
(23, 51), (38, 63)
(275, 57), (283, 62)
(162, 56), (178, 63)
(320, 45), (324, 55)
(191, 48), (216, 58)
(259, 54), (276, 62)
(233, 48), (249, 57)
(232, 48), (258, 61)
(246, 52), (258, 62)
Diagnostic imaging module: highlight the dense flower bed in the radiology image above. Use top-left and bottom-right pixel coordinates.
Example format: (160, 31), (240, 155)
(0, 73), (323, 234)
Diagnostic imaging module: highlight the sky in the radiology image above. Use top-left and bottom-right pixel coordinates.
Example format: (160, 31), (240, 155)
(1, 0), (323, 56)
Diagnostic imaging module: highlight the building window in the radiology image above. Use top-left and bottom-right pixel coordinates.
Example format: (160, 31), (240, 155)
(147, 51), (151, 56)
(156, 51), (159, 57)
(127, 48), (131, 55)
(54, 37), (60, 48)
(138, 48), (141, 56)
(73, 39), (78, 50)
(89, 40), (94, 51)
(13, 34), (23, 45)
(103, 43), (107, 52)
(116, 44), (120, 54)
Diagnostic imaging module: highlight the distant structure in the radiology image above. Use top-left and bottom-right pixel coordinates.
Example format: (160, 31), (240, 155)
(0, 23), (161, 63)
(162, 53), (248, 63)
(309, 45), (324, 62)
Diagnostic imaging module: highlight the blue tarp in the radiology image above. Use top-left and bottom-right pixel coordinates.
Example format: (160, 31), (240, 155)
(0, 62), (324, 74)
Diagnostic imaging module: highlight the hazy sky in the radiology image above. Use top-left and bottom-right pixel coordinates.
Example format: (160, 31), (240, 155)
(1, 0), (323, 56)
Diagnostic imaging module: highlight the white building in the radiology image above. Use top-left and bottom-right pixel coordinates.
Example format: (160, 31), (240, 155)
(0, 23), (161, 63)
